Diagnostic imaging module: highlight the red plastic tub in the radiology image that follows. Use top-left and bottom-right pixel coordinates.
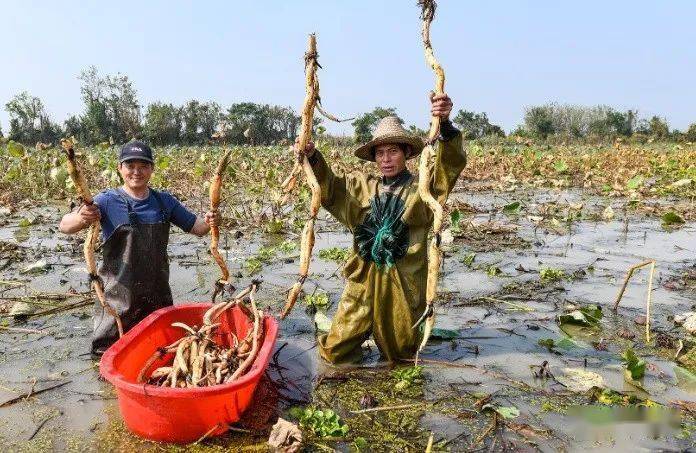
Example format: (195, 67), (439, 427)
(99, 303), (278, 444)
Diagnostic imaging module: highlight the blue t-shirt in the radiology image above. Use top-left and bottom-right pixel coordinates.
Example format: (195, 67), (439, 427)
(93, 188), (197, 241)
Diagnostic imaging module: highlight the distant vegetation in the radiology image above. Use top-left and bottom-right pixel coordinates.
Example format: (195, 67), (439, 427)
(2, 66), (695, 147)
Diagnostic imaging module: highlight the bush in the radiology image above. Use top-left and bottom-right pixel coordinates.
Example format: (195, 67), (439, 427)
(685, 123), (696, 142)
(351, 107), (400, 143)
(452, 110), (504, 139)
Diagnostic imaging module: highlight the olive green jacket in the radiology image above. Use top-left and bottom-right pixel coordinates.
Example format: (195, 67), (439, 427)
(312, 125), (465, 363)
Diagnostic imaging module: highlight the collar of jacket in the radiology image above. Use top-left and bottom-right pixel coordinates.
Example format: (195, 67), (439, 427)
(382, 169), (412, 188)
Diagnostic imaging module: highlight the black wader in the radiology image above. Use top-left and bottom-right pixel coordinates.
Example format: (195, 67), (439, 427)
(91, 188), (173, 353)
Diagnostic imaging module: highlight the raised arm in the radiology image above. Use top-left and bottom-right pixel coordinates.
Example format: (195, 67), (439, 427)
(302, 142), (372, 231)
(428, 94), (466, 203)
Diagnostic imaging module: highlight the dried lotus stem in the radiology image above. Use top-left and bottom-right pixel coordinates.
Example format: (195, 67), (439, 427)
(61, 137), (123, 338)
(280, 34), (321, 320)
(203, 283), (255, 326)
(229, 283), (261, 380)
(414, 0), (447, 362)
(140, 282), (265, 387)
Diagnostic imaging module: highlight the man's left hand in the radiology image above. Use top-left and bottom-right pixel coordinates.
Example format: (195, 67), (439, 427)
(204, 211), (220, 227)
(430, 93), (453, 119)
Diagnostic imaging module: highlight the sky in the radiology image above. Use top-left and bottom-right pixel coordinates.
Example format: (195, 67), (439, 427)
(2, 0), (695, 136)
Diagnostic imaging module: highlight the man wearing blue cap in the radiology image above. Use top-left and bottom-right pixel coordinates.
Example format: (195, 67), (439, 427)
(59, 141), (218, 353)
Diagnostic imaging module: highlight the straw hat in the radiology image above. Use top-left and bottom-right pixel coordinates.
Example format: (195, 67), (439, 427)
(354, 116), (425, 162)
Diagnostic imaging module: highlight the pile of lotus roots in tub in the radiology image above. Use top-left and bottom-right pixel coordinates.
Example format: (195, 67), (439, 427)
(136, 284), (264, 388)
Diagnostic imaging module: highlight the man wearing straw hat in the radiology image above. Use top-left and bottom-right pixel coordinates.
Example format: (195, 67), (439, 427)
(296, 94), (465, 363)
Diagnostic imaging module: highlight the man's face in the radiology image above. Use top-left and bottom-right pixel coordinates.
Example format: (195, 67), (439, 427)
(374, 143), (407, 179)
(118, 160), (153, 190)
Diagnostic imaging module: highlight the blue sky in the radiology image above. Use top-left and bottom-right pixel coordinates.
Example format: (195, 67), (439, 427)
(2, 0), (695, 135)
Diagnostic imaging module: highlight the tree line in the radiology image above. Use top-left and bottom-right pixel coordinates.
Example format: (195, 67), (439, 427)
(518, 103), (696, 142)
(1, 67), (304, 147)
(2, 67), (695, 146)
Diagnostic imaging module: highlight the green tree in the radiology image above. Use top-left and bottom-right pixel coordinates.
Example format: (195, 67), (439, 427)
(351, 107), (400, 143)
(223, 102), (264, 144)
(197, 102), (222, 143)
(5, 91), (61, 144)
(105, 73), (141, 141)
(63, 115), (83, 139)
(522, 103), (638, 140)
(80, 98), (110, 143)
(588, 107), (635, 138)
(78, 66), (141, 144)
(647, 115), (669, 139)
(609, 109), (636, 136)
(685, 123), (696, 142)
(181, 100), (221, 144)
(222, 103), (301, 145)
(408, 124), (428, 137)
(143, 102), (182, 145)
(523, 106), (555, 139)
(452, 109), (504, 139)
(266, 104), (305, 143)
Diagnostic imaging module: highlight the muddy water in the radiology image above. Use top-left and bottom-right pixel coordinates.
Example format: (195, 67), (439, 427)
(0, 189), (694, 452)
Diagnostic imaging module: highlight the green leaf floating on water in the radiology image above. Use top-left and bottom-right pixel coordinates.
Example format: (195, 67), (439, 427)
(540, 267), (565, 283)
(392, 365), (423, 390)
(429, 328), (460, 340)
(461, 252), (476, 267)
(318, 247), (351, 262)
(558, 304), (602, 326)
(304, 292), (329, 307)
(288, 406), (349, 438)
(626, 175), (643, 190)
(450, 209), (462, 229)
(661, 211), (685, 227)
(621, 348), (646, 380)
(353, 437), (369, 451)
(487, 265), (502, 277)
(555, 337), (578, 349)
(538, 338), (555, 351)
(538, 337), (578, 351)
(502, 201), (522, 215)
(481, 403), (520, 419)
(266, 219), (284, 234)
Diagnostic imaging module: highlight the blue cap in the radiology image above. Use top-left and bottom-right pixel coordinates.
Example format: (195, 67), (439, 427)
(119, 141), (154, 164)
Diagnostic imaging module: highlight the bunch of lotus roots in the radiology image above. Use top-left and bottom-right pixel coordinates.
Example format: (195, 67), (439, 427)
(136, 283), (264, 387)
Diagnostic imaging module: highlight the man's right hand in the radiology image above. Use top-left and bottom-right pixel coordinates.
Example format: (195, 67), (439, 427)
(293, 138), (315, 157)
(78, 203), (101, 226)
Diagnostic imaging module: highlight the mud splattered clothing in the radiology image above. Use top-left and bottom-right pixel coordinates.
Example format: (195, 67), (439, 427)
(310, 121), (465, 363)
